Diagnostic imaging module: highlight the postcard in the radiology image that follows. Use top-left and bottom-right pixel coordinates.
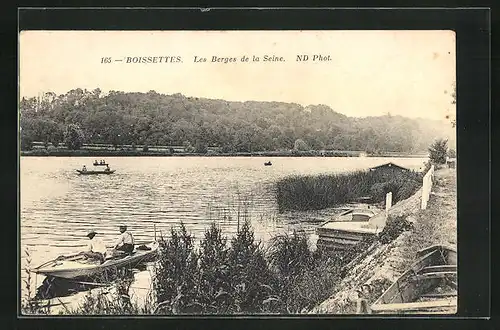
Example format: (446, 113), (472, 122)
(19, 29), (457, 316)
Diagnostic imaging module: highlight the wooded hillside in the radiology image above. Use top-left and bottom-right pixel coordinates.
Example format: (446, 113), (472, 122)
(19, 89), (455, 153)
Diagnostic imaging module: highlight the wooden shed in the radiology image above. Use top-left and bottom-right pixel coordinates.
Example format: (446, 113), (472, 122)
(369, 162), (410, 175)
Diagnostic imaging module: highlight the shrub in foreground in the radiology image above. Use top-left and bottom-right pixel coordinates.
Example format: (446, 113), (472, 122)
(150, 221), (348, 314)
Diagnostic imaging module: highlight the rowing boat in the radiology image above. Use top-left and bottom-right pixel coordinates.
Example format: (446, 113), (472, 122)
(76, 169), (116, 175)
(316, 207), (381, 251)
(370, 245), (457, 314)
(32, 241), (159, 279)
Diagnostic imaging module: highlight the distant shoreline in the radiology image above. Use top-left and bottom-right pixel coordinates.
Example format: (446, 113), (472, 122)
(20, 149), (428, 158)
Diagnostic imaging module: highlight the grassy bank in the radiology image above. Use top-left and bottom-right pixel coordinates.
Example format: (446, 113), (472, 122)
(276, 169), (423, 212)
(310, 168), (457, 314)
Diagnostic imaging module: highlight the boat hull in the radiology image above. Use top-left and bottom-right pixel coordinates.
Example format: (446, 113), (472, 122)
(33, 242), (158, 279)
(76, 170), (116, 175)
(370, 245), (457, 314)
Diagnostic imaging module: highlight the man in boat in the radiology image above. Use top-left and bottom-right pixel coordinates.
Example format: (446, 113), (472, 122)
(105, 164), (111, 172)
(82, 165), (87, 172)
(113, 225), (135, 254)
(82, 230), (107, 263)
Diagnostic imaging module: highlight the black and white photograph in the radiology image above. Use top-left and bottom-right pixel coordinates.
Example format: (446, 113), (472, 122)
(19, 29), (458, 316)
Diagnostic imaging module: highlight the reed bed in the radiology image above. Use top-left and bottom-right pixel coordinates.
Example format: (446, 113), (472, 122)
(276, 170), (422, 212)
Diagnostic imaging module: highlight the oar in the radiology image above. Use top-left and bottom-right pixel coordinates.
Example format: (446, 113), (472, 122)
(55, 252), (85, 262)
(33, 253), (82, 271)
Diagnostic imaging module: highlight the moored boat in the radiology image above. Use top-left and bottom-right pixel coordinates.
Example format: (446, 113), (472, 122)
(370, 245), (457, 314)
(32, 241), (159, 280)
(316, 207), (381, 251)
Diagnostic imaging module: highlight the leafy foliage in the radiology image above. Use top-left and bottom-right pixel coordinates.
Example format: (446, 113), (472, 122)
(153, 223), (199, 314)
(19, 89), (454, 153)
(378, 215), (414, 244)
(428, 138), (448, 164)
(64, 124), (85, 150)
(447, 148), (456, 158)
(293, 139), (309, 151)
(150, 220), (352, 314)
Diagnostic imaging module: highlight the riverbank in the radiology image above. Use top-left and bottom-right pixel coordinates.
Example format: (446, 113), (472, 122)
(20, 149), (428, 158)
(309, 167), (457, 314)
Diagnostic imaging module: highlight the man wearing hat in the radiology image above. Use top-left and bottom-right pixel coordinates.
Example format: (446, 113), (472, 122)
(82, 230), (107, 263)
(113, 225), (135, 254)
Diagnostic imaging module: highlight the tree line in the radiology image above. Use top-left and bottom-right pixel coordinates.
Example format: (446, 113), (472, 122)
(19, 88), (455, 153)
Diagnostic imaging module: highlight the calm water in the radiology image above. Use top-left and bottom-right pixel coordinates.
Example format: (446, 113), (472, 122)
(20, 156), (426, 304)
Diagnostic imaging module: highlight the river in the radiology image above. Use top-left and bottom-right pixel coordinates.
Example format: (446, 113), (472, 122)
(20, 156), (427, 309)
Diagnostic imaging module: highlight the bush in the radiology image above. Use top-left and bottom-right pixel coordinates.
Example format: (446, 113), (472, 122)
(47, 219), (376, 315)
(198, 223), (232, 313)
(153, 223), (199, 314)
(20, 134), (34, 151)
(378, 215), (413, 244)
(428, 139), (448, 164)
(64, 124), (85, 150)
(142, 145), (149, 152)
(228, 220), (277, 313)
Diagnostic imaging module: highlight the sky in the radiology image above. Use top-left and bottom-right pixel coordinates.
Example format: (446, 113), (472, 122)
(19, 30), (456, 121)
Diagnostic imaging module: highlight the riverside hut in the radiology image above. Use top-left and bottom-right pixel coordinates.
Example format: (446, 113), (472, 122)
(369, 162), (410, 175)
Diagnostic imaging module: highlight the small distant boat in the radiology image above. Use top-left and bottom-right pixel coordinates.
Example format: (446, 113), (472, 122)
(76, 169), (116, 175)
(370, 245), (457, 314)
(93, 161), (109, 166)
(264, 161), (272, 166)
(32, 242), (159, 280)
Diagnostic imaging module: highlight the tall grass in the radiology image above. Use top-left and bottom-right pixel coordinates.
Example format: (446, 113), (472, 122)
(21, 249), (52, 315)
(276, 170), (422, 212)
(151, 221), (364, 314)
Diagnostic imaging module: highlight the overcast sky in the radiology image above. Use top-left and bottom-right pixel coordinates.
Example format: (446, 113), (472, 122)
(19, 30), (456, 121)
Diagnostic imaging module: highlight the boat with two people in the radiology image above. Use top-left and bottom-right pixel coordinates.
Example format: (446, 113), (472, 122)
(77, 160), (115, 175)
(93, 159), (109, 166)
(31, 226), (159, 301)
(33, 226), (158, 280)
(264, 161), (272, 166)
(32, 241), (158, 280)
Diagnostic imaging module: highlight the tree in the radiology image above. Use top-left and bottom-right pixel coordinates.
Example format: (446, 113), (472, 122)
(447, 148), (456, 158)
(428, 138), (448, 164)
(35, 119), (62, 149)
(64, 124), (85, 150)
(183, 140), (195, 153)
(51, 124), (64, 147)
(20, 129), (34, 151)
(195, 141), (208, 154)
(293, 139), (309, 151)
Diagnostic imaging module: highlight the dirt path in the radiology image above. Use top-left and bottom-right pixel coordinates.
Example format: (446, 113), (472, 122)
(310, 168), (457, 314)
